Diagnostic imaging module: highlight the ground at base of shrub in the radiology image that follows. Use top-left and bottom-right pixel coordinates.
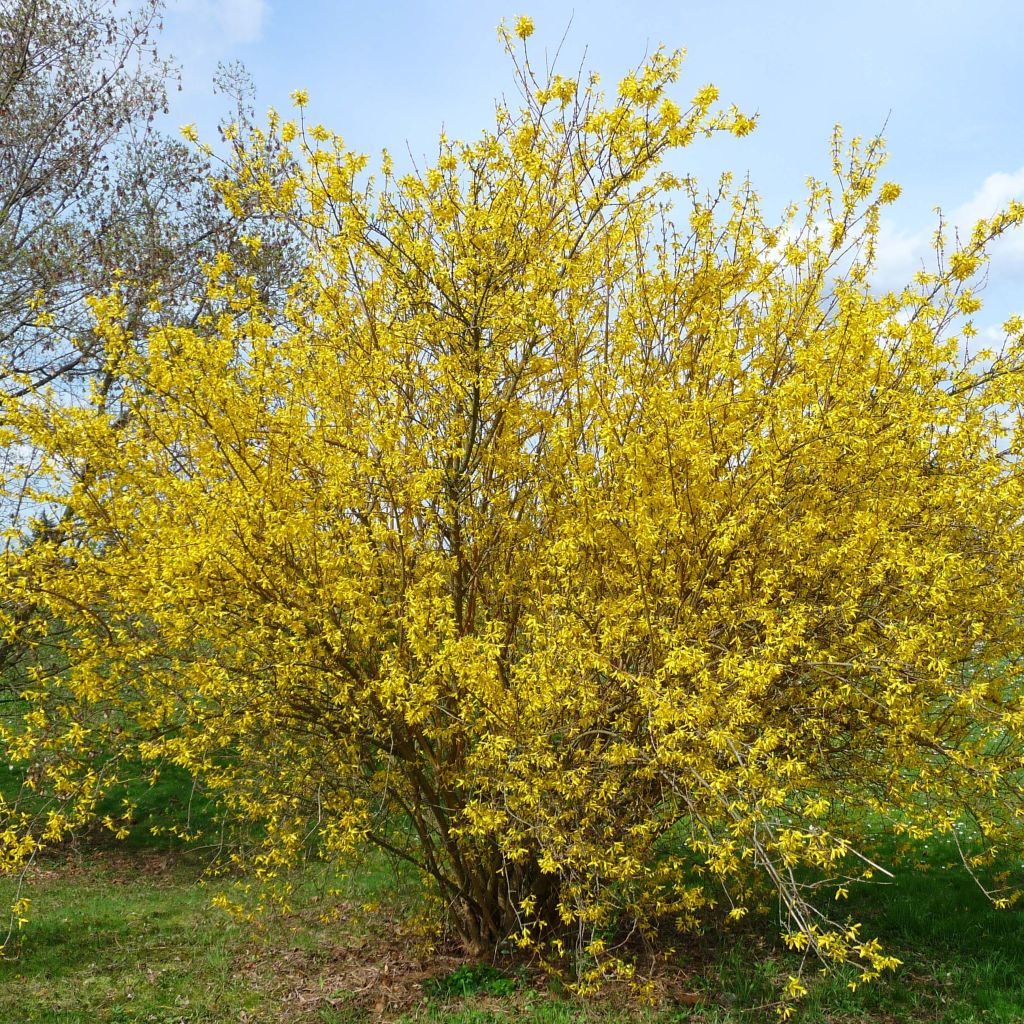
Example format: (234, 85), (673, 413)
(0, 838), (1022, 1023)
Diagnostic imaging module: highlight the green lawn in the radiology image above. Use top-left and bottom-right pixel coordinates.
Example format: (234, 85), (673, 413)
(0, 830), (1022, 1024)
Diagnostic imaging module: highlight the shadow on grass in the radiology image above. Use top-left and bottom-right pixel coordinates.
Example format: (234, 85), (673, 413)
(0, 853), (256, 1024)
(704, 832), (1024, 1023)
(0, 832), (1023, 1023)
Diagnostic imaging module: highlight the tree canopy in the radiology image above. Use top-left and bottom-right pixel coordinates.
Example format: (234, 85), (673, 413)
(0, 0), (300, 532)
(4, 19), (1024, 998)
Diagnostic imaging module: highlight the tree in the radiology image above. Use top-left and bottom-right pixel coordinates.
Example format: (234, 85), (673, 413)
(0, 2), (299, 524)
(4, 19), (1024, 995)
(0, 0), (173, 393)
(0, 2), (301, 713)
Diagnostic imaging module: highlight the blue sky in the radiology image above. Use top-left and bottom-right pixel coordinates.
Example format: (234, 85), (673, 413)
(161, 0), (1024, 329)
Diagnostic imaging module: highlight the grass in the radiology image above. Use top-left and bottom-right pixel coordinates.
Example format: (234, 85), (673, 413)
(0, 850), (252, 1024)
(0, 828), (1021, 1024)
(1, 764), (1022, 1022)
(0, 841), (410, 1024)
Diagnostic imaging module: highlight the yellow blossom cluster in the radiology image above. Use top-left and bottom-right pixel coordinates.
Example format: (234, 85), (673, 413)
(3, 25), (1024, 999)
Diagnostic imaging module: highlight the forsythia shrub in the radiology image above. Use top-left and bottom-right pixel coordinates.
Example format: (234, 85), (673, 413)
(3, 20), (1024, 993)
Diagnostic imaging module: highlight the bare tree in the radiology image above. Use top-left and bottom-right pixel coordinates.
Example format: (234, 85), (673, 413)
(1, 2), (298, 397)
(0, 0), (174, 392)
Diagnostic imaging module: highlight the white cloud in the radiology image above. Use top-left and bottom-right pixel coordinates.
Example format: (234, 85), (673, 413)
(952, 168), (1024, 229)
(214, 0), (269, 44)
(169, 0), (269, 47)
(870, 220), (927, 292)
(871, 168), (1024, 294)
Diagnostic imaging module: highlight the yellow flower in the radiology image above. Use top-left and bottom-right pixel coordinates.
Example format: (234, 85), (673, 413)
(290, 89), (309, 107)
(7, 26), (1024, 997)
(950, 249), (981, 280)
(879, 181), (902, 204)
(785, 976), (808, 999)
